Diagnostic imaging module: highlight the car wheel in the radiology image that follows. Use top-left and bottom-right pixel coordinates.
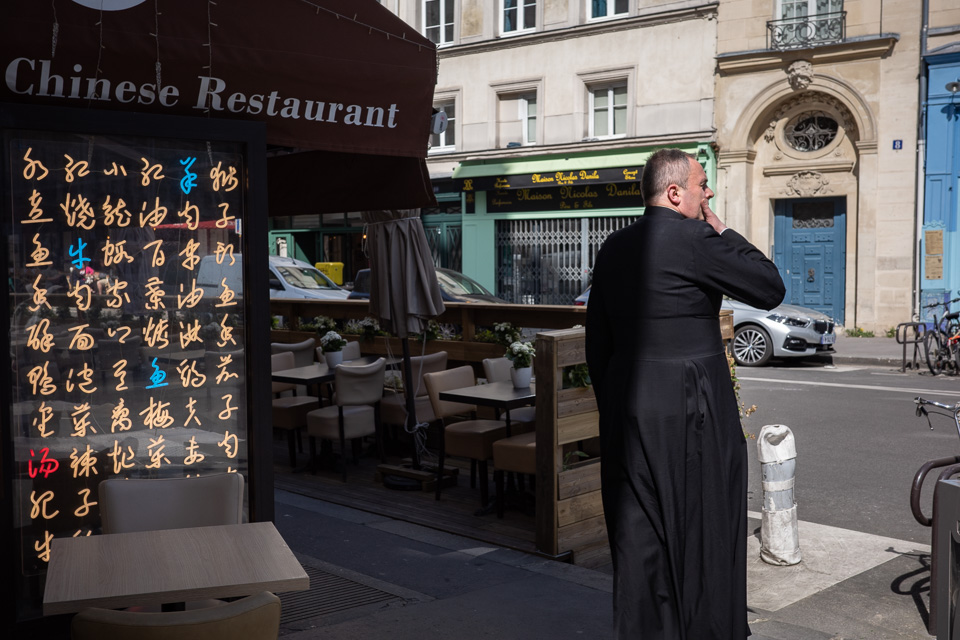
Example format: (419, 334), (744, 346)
(732, 325), (773, 367)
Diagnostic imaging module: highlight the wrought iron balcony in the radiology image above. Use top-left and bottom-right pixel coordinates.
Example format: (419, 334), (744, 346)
(767, 11), (846, 50)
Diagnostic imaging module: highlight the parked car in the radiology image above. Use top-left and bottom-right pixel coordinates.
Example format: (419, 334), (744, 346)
(571, 286), (836, 366)
(723, 299), (836, 366)
(197, 255), (350, 300)
(348, 268), (506, 303)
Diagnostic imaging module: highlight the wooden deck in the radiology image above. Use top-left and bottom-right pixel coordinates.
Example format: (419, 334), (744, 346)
(271, 435), (543, 557)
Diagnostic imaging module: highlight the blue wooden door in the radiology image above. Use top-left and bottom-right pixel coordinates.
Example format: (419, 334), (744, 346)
(773, 197), (846, 324)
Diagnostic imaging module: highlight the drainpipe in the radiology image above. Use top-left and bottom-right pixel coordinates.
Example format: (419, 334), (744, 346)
(914, 0), (930, 318)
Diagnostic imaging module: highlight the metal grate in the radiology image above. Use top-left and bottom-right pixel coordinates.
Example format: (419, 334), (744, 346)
(279, 564), (400, 625)
(495, 216), (637, 305)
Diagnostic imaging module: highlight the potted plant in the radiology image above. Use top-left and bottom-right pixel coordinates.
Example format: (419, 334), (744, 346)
(505, 340), (535, 389)
(320, 330), (347, 367)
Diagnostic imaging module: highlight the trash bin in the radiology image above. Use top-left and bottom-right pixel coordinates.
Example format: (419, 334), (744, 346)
(936, 478), (960, 639)
(757, 424), (801, 566)
(315, 261), (344, 285)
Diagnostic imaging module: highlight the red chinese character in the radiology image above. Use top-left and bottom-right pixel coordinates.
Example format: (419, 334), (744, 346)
(28, 447), (59, 479)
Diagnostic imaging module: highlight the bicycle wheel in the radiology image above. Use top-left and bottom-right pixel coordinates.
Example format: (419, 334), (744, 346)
(924, 331), (945, 375)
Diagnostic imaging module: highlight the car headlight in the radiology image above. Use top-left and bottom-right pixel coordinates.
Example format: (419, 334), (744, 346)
(766, 313), (810, 328)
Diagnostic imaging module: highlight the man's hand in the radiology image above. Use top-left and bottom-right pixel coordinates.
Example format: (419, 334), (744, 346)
(701, 200), (727, 235)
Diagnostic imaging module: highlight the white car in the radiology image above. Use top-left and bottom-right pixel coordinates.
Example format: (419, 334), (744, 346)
(197, 254), (350, 300)
(723, 299), (836, 366)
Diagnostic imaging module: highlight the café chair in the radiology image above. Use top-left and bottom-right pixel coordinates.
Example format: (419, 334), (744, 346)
(481, 357), (537, 430)
(343, 341), (362, 360)
(424, 366), (508, 506)
(381, 351), (447, 435)
(270, 338), (315, 368)
(306, 357), (386, 482)
(271, 352), (297, 397)
(99, 473), (244, 534)
(70, 590), (281, 640)
(272, 353), (319, 467)
(492, 431), (537, 518)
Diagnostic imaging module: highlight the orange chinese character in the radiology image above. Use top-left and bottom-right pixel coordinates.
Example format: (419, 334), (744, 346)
(69, 444), (99, 478)
(111, 397), (132, 431)
(215, 354), (239, 385)
(216, 202), (236, 228)
(63, 154), (90, 182)
(102, 195), (131, 227)
(179, 238), (201, 270)
(67, 280), (92, 311)
(30, 490), (59, 520)
(104, 162), (128, 177)
(177, 201), (200, 230)
(32, 402), (54, 438)
(22, 147), (49, 180)
(70, 403), (94, 437)
(28, 274), (51, 312)
(74, 488), (98, 517)
(209, 162), (238, 192)
(142, 316), (169, 349)
(183, 436), (205, 465)
(144, 277), (166, 310)
(177, 360), (206, 389)
(107, 440), (136, 474)
(139, 197), (168, 227)
(140, 397), (174, 429)
(67, 324), (95, 351)
(22, 189), (52, 224)
(146, 434), (171, 469)
(177, 278), (203, 310)
(26, 318), (54, 353)
(102, 237), (134, 266)
(64, 364), (97, 394)
(184, 398), (202, 428)
(215, 242), (236, 265)
(143, 239), (165, 267)
(178, 319), (202, 349)
(140, 157), (165, 186)
(26, 362), (57, 396)
(219, 394), (238, 421)
(35, 531), (53, 563)
(112, 359), (128, 392)
(218, 430), (239, 459)
(216, 279), (237, 308)
(106, 325), (132, 343)
(26, 233), (52, 267)
(104, 278), (130, 309)
(59, 193), (96, 229)
(218, 314), (237, 348)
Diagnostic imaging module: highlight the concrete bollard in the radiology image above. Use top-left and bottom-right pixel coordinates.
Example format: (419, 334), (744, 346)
(757, 424), (801, 566)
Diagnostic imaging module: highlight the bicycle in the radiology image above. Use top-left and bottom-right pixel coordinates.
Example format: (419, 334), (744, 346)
(910, 396), (960, 635)
(921, 297), (960, 376)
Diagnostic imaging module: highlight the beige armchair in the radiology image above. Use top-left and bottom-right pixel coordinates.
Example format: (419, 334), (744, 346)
(98, 473), (244, 534)
(481, 357), (537, 431)
(270, 338), (315, 367)
(306, 358), (386, 482)
(424, 366), (508, 505)
(381, 351), (448, 432)
(272, 352), (320, 468)
(70, 590), (281, 640)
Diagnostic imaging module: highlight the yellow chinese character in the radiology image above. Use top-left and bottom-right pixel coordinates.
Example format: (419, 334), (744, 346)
(219, 394), (238, 421)
(215, 354), (239, 385)
(144, 276), (166, 310)
(216, 202), (236, 228)
(104, 162), (128, 177)
(112, 359), (128, 392)
(178, 319), (202, 349)
(26, 362), (57, 396)
(142, 315), (169, 349)
(218, 314), (237, 348)
(177, 201), (200, 230)
(146, 434), (171, 469)
(218, 430), (239, 458)
(143, 239), (166, 267)
(70, 403), (95, 437)
(215, 242), (236, 265)
(32, 402), (54, 438)
(35, 531), (53, 563)
(179, 238), (201, 270)
(216, 279), (237, 308)
(59, 193), (96, 230)
(64, 364), (97, 394)
(26, 318), (54, 353)
(28, 274), (51, 312)
(177, 278), (203, 309)
(184, 398), (202, 428)
(67, 324), (95, 351)
(102, 237), (134, 266)
(104, 278), (130, 309)
(209, 162), (238, 192)
(67, 280), (92, 311)
(139, 197), (168, 227)
(140, 157), (165, 186)
(107, 439), (136, 474)
(177, 360), (206, 389)
(106, 325), (132, 343)
(183, 436), (205, 465)
(26, 233), (53, 267)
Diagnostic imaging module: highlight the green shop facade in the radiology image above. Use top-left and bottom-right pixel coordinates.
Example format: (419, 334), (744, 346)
(268, 142), (716, 303)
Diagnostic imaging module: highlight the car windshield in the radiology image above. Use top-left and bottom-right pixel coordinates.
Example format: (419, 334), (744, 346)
(436, 270), (492, 296)
(275, 266), (337, 290)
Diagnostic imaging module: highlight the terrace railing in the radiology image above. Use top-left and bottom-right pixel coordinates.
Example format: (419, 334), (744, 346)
(767, 11), (845, 50)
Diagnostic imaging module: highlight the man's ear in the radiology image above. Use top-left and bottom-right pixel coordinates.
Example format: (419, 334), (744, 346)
(667, 185), (681, 205)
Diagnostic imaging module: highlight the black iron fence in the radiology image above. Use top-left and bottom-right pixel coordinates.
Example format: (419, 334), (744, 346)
(767, 11), (845, 50)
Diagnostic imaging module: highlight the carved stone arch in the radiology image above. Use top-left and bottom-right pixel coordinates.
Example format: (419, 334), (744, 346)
(730, 75), (877, 152)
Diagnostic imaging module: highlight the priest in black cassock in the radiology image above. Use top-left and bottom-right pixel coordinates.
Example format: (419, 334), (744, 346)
(586, 149), (785, 639)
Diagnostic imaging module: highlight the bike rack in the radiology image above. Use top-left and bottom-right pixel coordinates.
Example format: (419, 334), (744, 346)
(910, 455), (960, 636)
(896, 322), (927, 372)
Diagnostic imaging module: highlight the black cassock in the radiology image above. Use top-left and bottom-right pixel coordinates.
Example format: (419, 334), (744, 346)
(586, 207), (785, 639)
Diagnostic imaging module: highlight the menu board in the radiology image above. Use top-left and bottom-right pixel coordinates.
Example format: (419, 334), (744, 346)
(3, 126), (252, 611)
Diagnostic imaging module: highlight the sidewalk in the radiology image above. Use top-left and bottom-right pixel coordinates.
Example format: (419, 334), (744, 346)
(273, 489), (934, 639)
(815, 333), (912, 369)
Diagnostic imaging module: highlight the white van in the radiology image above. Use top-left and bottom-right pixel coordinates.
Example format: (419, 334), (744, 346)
(197, 255), (350, 300)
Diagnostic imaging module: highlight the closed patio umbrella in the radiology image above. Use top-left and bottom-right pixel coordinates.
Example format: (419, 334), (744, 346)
(361, 209), (445, 470)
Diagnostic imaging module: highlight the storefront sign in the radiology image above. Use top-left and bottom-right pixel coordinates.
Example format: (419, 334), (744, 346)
(486, 182), (644, 213)
(459, 166), (642, 192)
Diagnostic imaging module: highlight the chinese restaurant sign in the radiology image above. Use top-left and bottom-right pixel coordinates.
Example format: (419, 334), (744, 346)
(4, 123), (251, 608)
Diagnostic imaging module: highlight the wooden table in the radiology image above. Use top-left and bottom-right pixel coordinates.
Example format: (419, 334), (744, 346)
(439, 381), (536, 436)
(43, 521), (309, 616)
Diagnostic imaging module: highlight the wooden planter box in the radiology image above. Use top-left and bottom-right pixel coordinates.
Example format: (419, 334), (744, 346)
(269, 331), (505, 364)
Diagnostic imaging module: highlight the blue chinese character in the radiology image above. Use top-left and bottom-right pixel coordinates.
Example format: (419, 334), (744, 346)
(179, 156), (198, 195)
(146, 357), (169, 389)
(68, 238), (90, 270)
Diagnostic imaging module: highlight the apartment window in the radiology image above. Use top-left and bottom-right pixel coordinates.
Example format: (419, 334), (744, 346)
(591, 0), (627, 20)
(503, 0), (536, 34)
(770, 1), (844, 49)
(589, 85), (627, 138)
(520, 95), (537, 145)
(497, 93), (536, 147)
(430, 102), (455, 151)
(424, 0), (455, 45)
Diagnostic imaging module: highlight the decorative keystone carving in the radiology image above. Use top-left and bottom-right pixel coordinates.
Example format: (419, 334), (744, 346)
(783, 171), (832, 196)
(786, 60), (814, 91)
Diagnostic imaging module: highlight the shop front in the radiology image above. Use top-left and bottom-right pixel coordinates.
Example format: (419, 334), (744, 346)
(452, 144), (715, 305)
